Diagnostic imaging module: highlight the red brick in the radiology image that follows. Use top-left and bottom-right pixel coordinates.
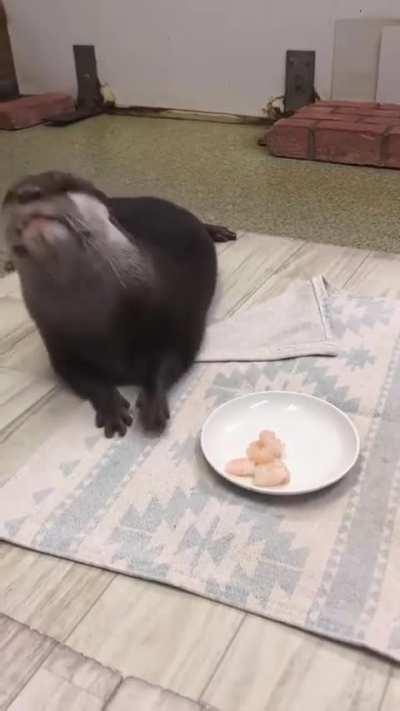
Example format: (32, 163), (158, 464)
(384, 127), (400, 169)
(293, 107), (334, 121)
(359, 115), (400, 127)
(379, 103), (400, 111)
(295, 113), (360, 125)
(0, 93), (75, 129)
(296, 105), (333, 115)
(333, 106), (367, 115)
(316, 100), (377, 109)
(315, 120), (386, 133)
(265, 118), (315, 159)
(335, 107), (400, 119)
(374, 109), (400, 119)
(314, 121), (385, 166)
(262, 102), (400, 169)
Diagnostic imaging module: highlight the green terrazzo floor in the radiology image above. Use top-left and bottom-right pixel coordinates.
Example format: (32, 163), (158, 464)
(1, 114), (400, 271)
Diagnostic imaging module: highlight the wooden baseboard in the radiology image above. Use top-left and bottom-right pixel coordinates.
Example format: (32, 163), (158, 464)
(106, 105), (271, 126)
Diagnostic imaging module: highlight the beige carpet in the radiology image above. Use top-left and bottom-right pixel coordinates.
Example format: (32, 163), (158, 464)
(1, 282), (400, 662)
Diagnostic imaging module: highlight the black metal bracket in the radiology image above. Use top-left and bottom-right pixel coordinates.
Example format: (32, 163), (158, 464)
(284, 50), (316, 113)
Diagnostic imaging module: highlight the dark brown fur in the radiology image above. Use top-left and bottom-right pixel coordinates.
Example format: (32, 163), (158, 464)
(2, 171), (233, 437)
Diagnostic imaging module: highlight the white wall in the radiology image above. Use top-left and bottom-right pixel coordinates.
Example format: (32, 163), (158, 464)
(4, 0), (400, 116)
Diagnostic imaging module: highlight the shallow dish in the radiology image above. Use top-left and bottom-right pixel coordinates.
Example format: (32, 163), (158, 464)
(201, 391), (360, 495)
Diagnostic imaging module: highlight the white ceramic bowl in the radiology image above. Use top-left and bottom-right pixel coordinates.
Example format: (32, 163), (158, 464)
(201, 391), (360, 495)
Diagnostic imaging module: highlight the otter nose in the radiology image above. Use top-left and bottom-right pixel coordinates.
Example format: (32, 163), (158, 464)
(15, 184), (42, 204)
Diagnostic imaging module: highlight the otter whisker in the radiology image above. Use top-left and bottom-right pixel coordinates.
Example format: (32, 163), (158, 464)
(85, 236), (128, 290)
(58, 213), (128, 289)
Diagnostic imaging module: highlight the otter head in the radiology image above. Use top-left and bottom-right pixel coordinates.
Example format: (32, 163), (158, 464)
(1, 171), (129, 287)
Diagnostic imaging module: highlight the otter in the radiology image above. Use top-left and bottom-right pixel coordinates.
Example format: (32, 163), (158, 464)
(2, 171), (235, 438)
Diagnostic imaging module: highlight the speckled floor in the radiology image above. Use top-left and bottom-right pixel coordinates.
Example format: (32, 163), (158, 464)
(1, 114), (400, 272)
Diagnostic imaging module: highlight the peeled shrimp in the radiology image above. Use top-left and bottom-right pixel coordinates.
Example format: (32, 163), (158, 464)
(254, 461), (290, 488)
(246, 441), (276, 464)
(258, 430), (284, 458)
(225, 427), (290, 487)
(225, 458), (255, 477)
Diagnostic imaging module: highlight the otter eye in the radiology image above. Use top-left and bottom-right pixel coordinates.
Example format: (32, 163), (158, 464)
(13, 244), (28, 257)
(15, 185), (42, 204)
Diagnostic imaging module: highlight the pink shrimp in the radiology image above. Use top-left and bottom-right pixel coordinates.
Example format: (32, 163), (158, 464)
(254, 461), (290, 488)
(225, 458), (255, 477)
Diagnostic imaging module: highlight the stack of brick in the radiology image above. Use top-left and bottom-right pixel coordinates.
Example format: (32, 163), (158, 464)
(264, 101), (400, 169)
(0, 93), (75, 130)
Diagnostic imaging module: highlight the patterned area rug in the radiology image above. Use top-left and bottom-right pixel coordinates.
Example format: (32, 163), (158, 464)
(1, 283), (400, 662)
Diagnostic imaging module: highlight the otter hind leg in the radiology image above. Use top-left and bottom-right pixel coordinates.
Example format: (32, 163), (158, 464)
(137, 351), (183, 434)
(204, 223), (237, 242)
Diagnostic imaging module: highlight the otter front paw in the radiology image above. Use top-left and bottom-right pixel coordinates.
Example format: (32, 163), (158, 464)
(95, 392), (133, 438)
(137, 389), (170, 433)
